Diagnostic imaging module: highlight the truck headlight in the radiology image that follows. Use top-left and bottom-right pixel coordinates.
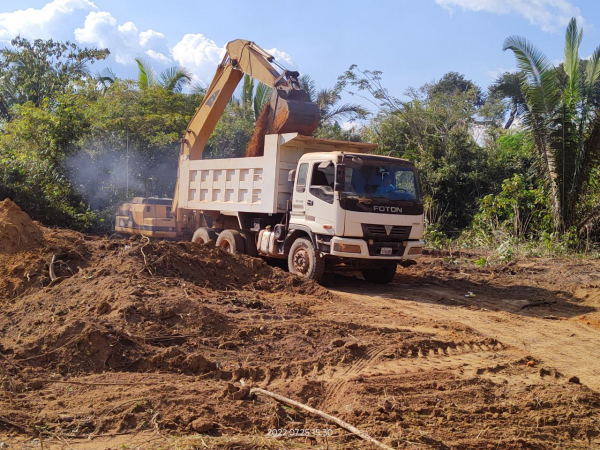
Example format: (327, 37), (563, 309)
(408, 246), (422, 255)
(333, 243), (362, 253)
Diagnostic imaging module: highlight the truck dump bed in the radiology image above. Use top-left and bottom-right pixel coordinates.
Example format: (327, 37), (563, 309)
(176, 133), (376, 214)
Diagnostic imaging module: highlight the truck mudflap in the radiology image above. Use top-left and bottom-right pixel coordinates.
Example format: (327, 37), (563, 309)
(328, 237), (424, 260)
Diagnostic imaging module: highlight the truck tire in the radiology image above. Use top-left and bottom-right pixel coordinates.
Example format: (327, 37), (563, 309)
(239, 230), (258, 257)
(362, 262), (397, 284)
(216, 229), (246, 254)
(288, 238), (325, 282)
(192, 227), (218, 246)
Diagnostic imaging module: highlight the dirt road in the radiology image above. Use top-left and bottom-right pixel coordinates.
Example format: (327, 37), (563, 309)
(328, 258), (600, 392)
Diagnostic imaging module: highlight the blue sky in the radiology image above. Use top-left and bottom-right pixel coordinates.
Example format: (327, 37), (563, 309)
(1, 0), (599, 112)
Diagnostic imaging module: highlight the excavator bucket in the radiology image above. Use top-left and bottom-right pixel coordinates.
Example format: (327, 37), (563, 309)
(269, 89), (320, 136)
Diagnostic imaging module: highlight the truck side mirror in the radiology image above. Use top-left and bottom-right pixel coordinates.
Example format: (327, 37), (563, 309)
(334, 164), (346, 192)
(288, 169), (296, 182)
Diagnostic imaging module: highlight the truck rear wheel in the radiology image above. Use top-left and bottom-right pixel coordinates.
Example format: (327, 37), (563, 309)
(216, 229), (245, 254)
(192, 227), (218, 246)
(362, 262), (397, 284)
(288, 238), (325, 282)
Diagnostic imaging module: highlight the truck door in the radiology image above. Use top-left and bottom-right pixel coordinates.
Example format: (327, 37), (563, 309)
(291, 162), (309, 218)
(306, 161), (335, 225)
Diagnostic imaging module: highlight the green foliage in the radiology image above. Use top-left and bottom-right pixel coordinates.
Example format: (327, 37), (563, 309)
(300, 74), (368, 129)
(0, 99), (95, 229)
(503, 18), (600, 232)
(239, 74), (272, 120)
(0, 36), (109, 117)
(472, 174), (552, 241)
(489, 71), (528, 129)
(313, 122), (362, 141)
(0, 32), (598, 253)
(423, 221), (449, 251)
(74, 82), (202, 217)
(203, 103), (255, 159)
(134, 58), (192, 93)
(346, 67), (504, 231)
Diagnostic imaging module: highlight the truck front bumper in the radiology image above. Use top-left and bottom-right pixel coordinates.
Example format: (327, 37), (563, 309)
(328, 237), (424, 260)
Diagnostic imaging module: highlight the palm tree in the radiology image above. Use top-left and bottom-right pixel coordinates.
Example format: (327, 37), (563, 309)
(240, 74), (271, 120)
(135, 58), (192, 93)
(503, 17), (600, 232)
(299, 74), (368, 126)
(94, 67), (117, 94)
(489, 71), (527, 129)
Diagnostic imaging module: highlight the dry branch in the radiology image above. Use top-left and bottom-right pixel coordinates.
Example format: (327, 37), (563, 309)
(250, 387), (394, 450)
(0, 350), (19, 371)
(0, 415), (27, 433)
(49, 255), (57, 281)
(38, 379), (160, 387)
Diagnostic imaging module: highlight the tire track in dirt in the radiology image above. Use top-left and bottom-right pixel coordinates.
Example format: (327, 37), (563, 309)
(329, 280), (600, 391)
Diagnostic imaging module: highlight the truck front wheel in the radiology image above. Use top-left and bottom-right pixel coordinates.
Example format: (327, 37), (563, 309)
(362, 262), (397, 284)
(216, 229), (245, 254)
(192, 227), (218, 246)
(288, 238), (325, 282)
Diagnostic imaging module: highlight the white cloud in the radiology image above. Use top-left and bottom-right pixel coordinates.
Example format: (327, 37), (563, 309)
(170, 36), (297, 86)
(0, 1), (296, 85)
(341, 121), (357, 131)
(266, 48), (297, 70)
(0, 0), (97, 43)
(435, 0), (587, 33)
(74, 11), (171, 65)
(171, 34), (225, 85)
(145, 49), (171, 65)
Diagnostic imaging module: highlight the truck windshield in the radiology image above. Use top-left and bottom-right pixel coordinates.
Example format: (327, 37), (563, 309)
(343, 163), (422, 203)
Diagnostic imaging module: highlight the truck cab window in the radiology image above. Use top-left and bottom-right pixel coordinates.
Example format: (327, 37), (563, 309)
(296, 163), (309, 193)
(309, 163), (334, 204)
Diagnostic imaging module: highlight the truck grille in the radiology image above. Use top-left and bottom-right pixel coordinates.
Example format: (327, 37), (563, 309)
(362, 224), (412, 240)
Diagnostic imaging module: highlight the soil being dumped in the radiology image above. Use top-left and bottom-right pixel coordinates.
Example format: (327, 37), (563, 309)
(245, 102), (272, 157)
(1, 203), (600, 449)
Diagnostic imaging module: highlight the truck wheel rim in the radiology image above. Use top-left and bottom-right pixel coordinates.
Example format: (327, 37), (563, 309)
(220, 240), (232, 253)
(292, 248), (310, 275)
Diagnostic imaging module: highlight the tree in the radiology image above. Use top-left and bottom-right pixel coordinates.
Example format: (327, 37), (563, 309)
(428, 71), (484, 106)
(240, 74), (271, 120)
(503, 17), (600, 232)
(338, 66), (520, 231)
(134, 58), (192, 93)
(489, 71), (528, 129)
(0, 90), (96, 229)
(299, 74), (368, 127)
(0, 37), (109, 117)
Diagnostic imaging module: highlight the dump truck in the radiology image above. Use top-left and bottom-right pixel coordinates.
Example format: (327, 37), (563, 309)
(116, 39), (424, 283)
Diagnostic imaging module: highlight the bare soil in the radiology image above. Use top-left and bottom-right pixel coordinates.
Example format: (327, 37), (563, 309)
(1, 200), (600, 449)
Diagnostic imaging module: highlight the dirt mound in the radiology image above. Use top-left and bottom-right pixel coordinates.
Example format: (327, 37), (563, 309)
(0, 206), (333, 378)
(0, 199), (44, 254)
(0, 205), (90, 298)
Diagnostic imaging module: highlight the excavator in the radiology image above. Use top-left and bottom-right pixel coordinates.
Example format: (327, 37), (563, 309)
(115, 39), (320, 239)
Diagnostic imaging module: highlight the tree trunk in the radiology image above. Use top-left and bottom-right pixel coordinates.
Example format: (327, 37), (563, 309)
(532, 125), (564, 232)
(568, 117), (600, 229)
(504, 105), (517, 129)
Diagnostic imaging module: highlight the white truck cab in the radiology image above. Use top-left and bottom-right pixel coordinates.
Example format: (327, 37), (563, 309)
(289, 151), (424, 262)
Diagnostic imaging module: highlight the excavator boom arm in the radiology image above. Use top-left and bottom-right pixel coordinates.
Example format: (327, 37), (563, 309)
(182, 39), (309, 160)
